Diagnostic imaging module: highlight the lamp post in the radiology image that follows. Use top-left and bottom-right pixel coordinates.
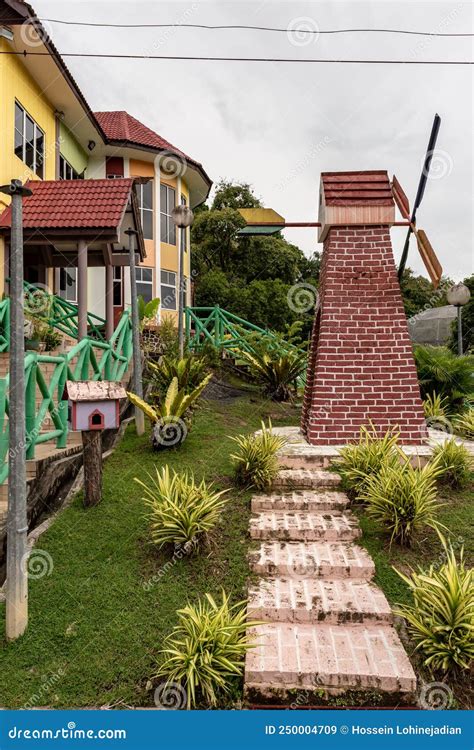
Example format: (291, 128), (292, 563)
(171, 205), (194, 358)
(125, 228), (144, 436)
(447, 283), (471, 356)
(0, 179), (32, 641)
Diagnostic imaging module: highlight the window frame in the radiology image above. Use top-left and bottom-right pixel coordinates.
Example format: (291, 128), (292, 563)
(160, 269), (177, 311)
(59, 154), (81, 180)
(160, 184), (176, 245)
(180, 193), (188, 254)
(135, 266), (154, 303)
(59, 267), (77, 304)
(137, 181), (153, 240)
(14, 101), (45, 178)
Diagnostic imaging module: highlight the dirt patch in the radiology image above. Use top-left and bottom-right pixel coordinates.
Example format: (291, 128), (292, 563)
(203, 376), (255, 403)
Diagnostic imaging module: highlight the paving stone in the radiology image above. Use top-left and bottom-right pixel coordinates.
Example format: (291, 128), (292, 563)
(250, 510), (360, 542)
(249, 541), (375, 579)
(251, 490), (349, 513)
(245, 622), (416, 694)
(273, 469), (341, 489)
(248, 578), (393, 625)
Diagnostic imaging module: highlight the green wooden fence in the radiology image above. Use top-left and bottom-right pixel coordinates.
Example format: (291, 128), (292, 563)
(185, 306), (289, 354)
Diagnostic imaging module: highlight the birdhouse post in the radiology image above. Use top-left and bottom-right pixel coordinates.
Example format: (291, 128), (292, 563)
(301, 171), (427, 445)
(66, 381), (126, 507)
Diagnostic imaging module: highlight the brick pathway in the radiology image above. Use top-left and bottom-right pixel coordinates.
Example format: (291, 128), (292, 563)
(245, 468), (417, 705)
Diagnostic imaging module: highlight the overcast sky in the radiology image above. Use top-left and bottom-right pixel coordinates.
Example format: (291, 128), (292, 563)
(35, 1), (473, 280)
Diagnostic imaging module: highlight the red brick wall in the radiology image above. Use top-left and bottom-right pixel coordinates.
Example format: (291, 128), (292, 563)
(302, 225), (427, 445)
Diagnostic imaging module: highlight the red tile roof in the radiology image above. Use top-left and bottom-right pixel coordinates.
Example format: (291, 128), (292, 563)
(95, 111), (190, 160)
(0, 178), (135, 229)
(321, 171), (394, 206)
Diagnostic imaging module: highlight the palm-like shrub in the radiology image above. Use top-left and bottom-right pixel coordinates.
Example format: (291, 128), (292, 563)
(136, 466), (228, 552)
(231, 420), (286, 490)
(148, 355), (208, 400)
(431, 439), (473, 489)
(414, 345), (474, 412)
(336, 425), (401, 499)
(156, 591), (258, 708)
(361, 458), (446, 546)
(395, 540), (474, 674)
(233, 348), (306, 401)
(423, 392), (449, 419)
(453, 409), (474, 440)
(128, 374), (211, 449)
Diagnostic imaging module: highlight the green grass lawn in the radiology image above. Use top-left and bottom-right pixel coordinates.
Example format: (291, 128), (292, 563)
(0, 391), (299, 709)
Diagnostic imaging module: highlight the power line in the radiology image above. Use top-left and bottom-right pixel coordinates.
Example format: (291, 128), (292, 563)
(1, 51), (472, 64)
(38, 20), (474, 37)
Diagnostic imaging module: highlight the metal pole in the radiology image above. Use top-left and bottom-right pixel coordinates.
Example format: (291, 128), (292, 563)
(457, 306), (463, 356)
(178, 226), (185, 358)
(4, 180), (31, 640)
(77, 239), (88, 340)
(125, 229), (144, 436)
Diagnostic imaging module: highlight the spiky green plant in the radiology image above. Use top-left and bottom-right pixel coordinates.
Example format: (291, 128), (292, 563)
(155, 591), (259, 708)
(148, 355), (208, 400)
(423, 392), (449, 420)
(395, 539), (474, 674)
(361, 457), (446, 546)
(336, 424), (401, 499)
(431, 439), (473, 489)
(453, 409), (474, 441)
(136, 466), (228, 551)
(414, 345), (474, 412)
(233, 347), (306, 401)
(231, 420), (286, 490)
(128, 373), (211, 449)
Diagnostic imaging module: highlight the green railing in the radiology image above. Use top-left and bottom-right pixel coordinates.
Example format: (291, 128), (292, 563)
(185, 306), (288, 354)
(0, 297), (9, 353)
(23, 281), (107, 341)
(0, 309), (133, 485)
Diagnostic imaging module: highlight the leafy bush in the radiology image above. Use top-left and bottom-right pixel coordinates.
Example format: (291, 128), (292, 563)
(128, 374), (211, 449)
(453, 409), (474, 440)
(423, 392), (449, 420)
(336, 425), (400, 499)
(234, 347), (306, 401)
(231, 420), (286, 490)
(414, 345), (474, 412)
(148, 355), (208, 400)
(138, 296), (160, 328)
(156, 591), (258, 708)
(136, 466), (228, 551)
(431, 439), (473, 489)
(395, 539), (474, 674)
(361, 458), (446, 546)
(157, 317), (180, 357)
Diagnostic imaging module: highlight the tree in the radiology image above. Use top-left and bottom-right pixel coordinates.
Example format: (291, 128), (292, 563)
(400, 268), (449, 318)
(449, 274), (474, 353)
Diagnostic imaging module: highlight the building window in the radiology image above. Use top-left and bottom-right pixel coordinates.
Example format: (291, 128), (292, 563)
(105, 156), (124, 178)
(113, 267), (123, 307)
(161, 270), (176, 310)
(59, 268), (77, 303)
(14, 101), (44, 178)
(160, 184), (176, 245)
(137, 181), (153, 240)
(180, 194), (188, 254)
(59, 155), (81, 180)
(136, 267), (153, 303)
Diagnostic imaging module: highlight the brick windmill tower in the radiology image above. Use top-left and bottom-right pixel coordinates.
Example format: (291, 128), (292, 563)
(301, 170), (428, 445)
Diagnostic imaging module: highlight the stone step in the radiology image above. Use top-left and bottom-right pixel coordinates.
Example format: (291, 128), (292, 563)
(273, 469), (341, 489)
(250, 511), (360, 542)
(249, 541), (375, 579)
(245, 622), (416, 697)
(248, 578), (393, 625)
(251, 489), (348, 513)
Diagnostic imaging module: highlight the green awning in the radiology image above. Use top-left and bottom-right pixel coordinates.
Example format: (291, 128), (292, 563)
(237, 225), (282, 236)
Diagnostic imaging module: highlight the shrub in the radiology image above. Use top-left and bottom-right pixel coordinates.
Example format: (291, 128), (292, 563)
(233, 347), (306, 401)
(231, 420), (286, 490)
(361, 458), (446, 546)
(395, 539), (474, 674)
(423, 392), (449, 420)
(136, 466), (228, 552)
(414, 345), (474, 412)
(336, 425), (400, 499)
(453, 409), (474, 441)
(148, 355), (208, 400)
(128, 373), (212, 450)
(431, 439), (473, 489)
(156, 591), (258, 708)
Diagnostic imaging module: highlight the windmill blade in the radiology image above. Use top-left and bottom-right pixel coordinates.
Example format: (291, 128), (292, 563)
(414, 228), (443, 289)
(397, 113), (441, 281)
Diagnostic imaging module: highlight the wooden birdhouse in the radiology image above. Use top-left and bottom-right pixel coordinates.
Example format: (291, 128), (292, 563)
(66, 381), (126, 431)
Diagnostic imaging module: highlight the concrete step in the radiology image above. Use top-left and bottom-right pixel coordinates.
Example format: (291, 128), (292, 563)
(248, 578), (393, 625)
(245, 622), (417, 698)
(249, 541), (375, 579)
(273, 469), (341, 489)
(250, 511), (360, 542)
(251, 490), (349, 513)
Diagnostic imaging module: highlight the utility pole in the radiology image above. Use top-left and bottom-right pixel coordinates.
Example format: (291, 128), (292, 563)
(171, 206), (194, 358)
(0, 179), (32, 641)
(125, 228), (144, 436)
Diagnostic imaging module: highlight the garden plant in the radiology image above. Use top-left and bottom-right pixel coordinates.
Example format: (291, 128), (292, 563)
(231, 419), (286, 490)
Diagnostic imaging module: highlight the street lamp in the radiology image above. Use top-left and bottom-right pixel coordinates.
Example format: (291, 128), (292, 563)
(171, 205), (194, 358)
(447, 282), (471, 356)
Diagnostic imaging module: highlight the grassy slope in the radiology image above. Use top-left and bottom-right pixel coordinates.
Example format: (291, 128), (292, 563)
(0, 393), (298, 708)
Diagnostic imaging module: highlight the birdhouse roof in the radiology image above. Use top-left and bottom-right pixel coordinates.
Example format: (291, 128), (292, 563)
(320, 171), (394, 206)
(66, 381), (127, 402)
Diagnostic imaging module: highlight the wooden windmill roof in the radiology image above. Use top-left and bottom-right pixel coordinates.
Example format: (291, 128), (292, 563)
(320, 171), (394, 207)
